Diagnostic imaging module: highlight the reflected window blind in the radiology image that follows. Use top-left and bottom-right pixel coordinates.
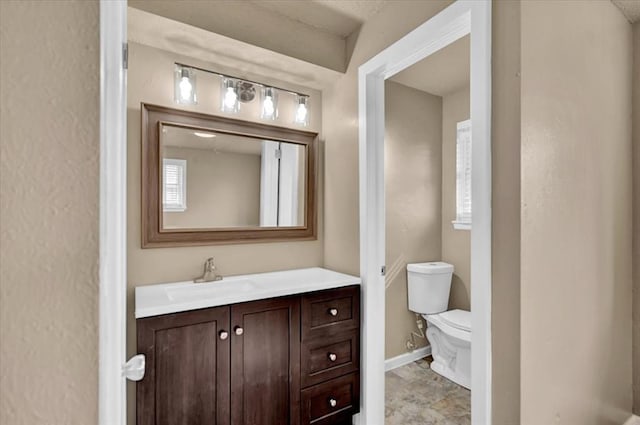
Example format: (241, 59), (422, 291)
(456, 120), (471, 224)
(163, 158), (187, 212)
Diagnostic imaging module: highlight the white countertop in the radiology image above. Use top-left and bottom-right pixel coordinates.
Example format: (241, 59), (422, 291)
(135, 267), (361, 318)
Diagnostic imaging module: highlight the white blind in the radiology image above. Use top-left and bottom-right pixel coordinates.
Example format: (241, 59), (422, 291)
(456, 120), (471, 224)
(163, 158), (186, 212)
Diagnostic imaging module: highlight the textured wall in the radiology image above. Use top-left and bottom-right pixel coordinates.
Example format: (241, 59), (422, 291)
(633, 20), (640, 416)
(441, 85), (471, 311)
(521, 1), (633, 423)
(491, 1), (522, 422)
(384, 80), (442, 359)
(491, 1), (521, 425)
(322, 2), (522, 423)
(0, 1), (100, 425)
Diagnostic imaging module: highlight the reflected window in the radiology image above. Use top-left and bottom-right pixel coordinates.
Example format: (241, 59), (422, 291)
(163, 158), (187, 212)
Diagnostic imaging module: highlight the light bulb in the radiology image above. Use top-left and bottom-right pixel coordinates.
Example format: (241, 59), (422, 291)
(179, 77), (192, 101)
(296, 103), (307, 123)
(174, 65), (196, 104)
(294, 95), (309, 126)
(224, 86), (237, 110)
(220, 78), (239, 113)
(261, 87), (277, 120)
(263, 96), (274, 116)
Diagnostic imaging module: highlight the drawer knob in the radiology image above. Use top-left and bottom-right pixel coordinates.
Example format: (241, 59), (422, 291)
(234, 326), (244, 336)
(328, 308), (338, 317)
(328, 398), (337, 408)
(328, 353), (337, 362)
(219, 330), (229, 340)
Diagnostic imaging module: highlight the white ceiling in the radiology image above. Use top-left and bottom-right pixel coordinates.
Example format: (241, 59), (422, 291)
(390, 34), (470, 97)
(611, 0), (640, 23)
(128, 7), (342, 90)
(128, 0), (389, 72)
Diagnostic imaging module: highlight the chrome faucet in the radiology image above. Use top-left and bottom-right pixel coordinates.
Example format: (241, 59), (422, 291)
(194, 257), (223, 283)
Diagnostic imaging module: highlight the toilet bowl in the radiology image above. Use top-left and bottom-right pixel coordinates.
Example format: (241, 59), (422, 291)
(423, 309), (471, 389)
(407, 262), (471, 389)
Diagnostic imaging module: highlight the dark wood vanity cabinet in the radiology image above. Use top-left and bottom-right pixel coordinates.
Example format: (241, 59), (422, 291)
(300, 286), (360, 425)
(230, 297), (301, 425)
(136, 306), (231, 425)
(136, 285), (360, 425)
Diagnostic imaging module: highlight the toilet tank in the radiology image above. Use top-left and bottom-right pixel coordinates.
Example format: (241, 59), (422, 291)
(407, 262), (454, 314)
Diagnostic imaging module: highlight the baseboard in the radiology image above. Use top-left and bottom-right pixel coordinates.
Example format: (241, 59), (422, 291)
(384, 345), (431, 372)
(623, 415), (640, 425)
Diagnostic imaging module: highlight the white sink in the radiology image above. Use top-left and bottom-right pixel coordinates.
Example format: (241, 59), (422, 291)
(166, 279), (259, 302)
(135, 267), (362, 318)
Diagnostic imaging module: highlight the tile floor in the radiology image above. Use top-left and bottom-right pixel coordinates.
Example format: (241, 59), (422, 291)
(385, 357), (471, 425)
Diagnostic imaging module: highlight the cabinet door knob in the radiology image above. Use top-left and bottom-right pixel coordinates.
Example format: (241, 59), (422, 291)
(328, 398), (337, 408)
(219, 330), (228, 340)
(328, 308), (338, 317)
(328, 353), (337, 362)
(234, 326), (244, 336)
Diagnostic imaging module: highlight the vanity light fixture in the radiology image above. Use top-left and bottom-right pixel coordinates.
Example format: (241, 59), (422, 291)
(294, 95), (309, 127)
(174, 65), (196, 105)
(261, 87), (278, 120)
(221, 77), (239, 113)
(173, 62), (310, 124)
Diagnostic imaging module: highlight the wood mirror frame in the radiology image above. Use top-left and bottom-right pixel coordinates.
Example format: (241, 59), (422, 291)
(141, 103), (317, 248)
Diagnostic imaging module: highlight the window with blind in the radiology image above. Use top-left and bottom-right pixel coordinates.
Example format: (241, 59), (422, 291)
(163, 158), (187, 212)
(454, 120), (471, 230)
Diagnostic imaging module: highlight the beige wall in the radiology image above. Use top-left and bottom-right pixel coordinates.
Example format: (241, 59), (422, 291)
(491, 1), (522, 421)
(441, 85), (471, 311)
(323, 1), (522, 422)
(633, 21), (640, 416)
(521, 1), (633, 423)
(162, 147), (261, 228)
(384, 80), (442, 359)
(0, 1), (99, 425)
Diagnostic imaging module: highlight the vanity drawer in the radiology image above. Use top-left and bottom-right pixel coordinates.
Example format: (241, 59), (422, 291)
(301, 373), (359, 425)
(301, 330), (359, 387)
(302, 286), (360, 339)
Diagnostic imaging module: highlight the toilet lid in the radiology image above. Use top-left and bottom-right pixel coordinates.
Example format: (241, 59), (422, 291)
(439, 309), (471, 332)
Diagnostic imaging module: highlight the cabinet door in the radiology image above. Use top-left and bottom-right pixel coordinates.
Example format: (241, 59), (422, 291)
(137, 306), (230, 425)
(231, 297), (301, 425)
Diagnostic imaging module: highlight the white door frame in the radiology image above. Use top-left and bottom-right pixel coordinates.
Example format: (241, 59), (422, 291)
(357, 1), (492, 424)
(99, 1), (128, 424)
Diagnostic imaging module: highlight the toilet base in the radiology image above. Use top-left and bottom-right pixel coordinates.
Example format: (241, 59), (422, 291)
(425, 321), (471, 390)
(430, 357), (470, 390)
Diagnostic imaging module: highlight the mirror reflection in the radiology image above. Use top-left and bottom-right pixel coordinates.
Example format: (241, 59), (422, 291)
(160, 124), (306, 229)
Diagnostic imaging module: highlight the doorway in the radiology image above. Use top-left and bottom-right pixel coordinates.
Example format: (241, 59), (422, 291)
(357, 1), (492, 423)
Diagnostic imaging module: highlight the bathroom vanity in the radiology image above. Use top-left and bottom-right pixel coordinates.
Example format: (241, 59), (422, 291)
(135, 268), (361, 425)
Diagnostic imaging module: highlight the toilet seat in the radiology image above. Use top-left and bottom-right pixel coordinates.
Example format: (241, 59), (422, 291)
(423, 309), (471, 343)
(440, 309), (471, 332)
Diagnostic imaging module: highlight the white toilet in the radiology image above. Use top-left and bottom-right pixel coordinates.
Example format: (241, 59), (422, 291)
(407, 262), (471, 389)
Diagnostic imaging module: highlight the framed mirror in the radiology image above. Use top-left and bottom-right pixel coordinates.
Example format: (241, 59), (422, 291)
(141, 103), (317, 247)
